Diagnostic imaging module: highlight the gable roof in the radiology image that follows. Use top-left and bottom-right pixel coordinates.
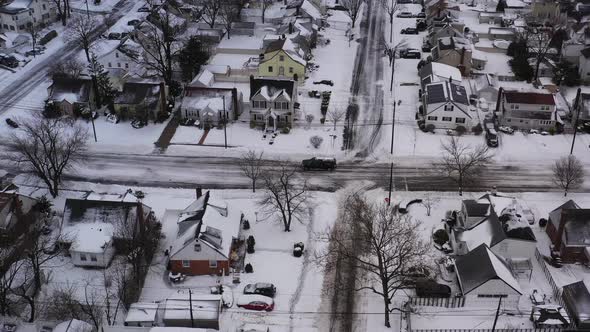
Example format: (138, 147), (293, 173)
(503, 91), (555, 105)
(463, 200), (490, 217)
(425, 81), (469, 108)
(562, 281), (590, 324)
(0, 0), (32, 14)
(548, 200), (581, 229)
(250, 77), (295, 100)
(49, 77), (92, 104)
(114, 82), (161, 106)
(418, 62), (462, 88)
(455, 244), (522, 295)
(261, 38), (306, 66)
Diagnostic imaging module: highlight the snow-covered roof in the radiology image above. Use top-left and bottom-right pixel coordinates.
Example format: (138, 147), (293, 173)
(430, 62), (462, 82)
(301, 0), (321, 20)
(455, 244), (522, 295)
(505, 0), (526, 8)
(163, 292), (221, 322)
(65, 222), (114, 253)
(125, 303), (159, 323)
(473, 74), (497, 92)
(0, 0), (32, 14)
(191, 69), (215, 87)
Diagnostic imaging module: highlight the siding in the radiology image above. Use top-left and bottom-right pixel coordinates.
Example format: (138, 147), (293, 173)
(258, 50), (305, 82)
(71, 245), (115, 268)
(492, 238), (536, 260)
(169, 259), (230, 276)
(465, 279), (521, 308)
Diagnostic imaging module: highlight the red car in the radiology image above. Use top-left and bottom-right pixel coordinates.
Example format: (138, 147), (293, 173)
(237, 295), (274, 311)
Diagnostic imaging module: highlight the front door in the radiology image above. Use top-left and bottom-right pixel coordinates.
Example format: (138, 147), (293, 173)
(268, 116), (275, 129)
(279, 66), (285, 75)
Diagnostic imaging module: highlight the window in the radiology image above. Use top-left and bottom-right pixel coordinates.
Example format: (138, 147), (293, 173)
(18, 25), (25, 30)
(194, 243), (201, 252)
(108, 62), (112, 67)
(10, 26), (15, 31)
(115, 52), (119, 58)
(268, 66), (273, 72)
(442, 117), (452, 122)
(444, 105), (454, 112)
(506, 119), (511, 122)
(117, 62), (121, 67)
(427, 116), (438, 121)
(12, 16), (17, 21)
(182, 260), (190, 268)
(80, 254), (87, 261)
(209, 260), (218, 268)
(253, 100), (267, 109)
(510, 104), (519, 110)
(125, 63), (129, 69)
(279, 55), (284, 61)
(455, 117), (466, 123)
(2, 24), (7, 29)
(540, 105), (550, 111)
(90, 255), (97, 262)
(42, 4), (46, 10)
(289, 67), (293, 73)
(539, 120), (552, 125)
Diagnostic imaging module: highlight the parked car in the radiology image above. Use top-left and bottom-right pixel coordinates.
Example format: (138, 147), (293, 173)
(237, 324), (270, 332)
(25, 49), (44, 57)
(421, 43), (431, 52)
(401, 49), (421, 59)
(128, 19), (140, 26)
(5, 118), (18, 128)
(401, 28), (419, 34)
(131, 119), (146, 129)
(106, 113), (120, 124)
(107, 32), (122, 40)
(485, 122), (498, 147)
(137, 6), (150, 12)
(313, 80), (334, 86)
(416, 280), (451, 298)
(541, 131), (549, 135)
(414, 12), (426, 18)
(237, 295), (274, 311)
(180, 118), (196, 126)
(0, 55), (19, 68)
(416, 19), (427, 31)
(397, 11), (413, 18)
(498, 126), (514, 134)
(529, 129), (539, 134)
(302, 157), (336, 171)
(243, 283), (277, 297)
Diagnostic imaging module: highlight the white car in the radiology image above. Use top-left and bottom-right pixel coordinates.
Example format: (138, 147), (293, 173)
(529, 129), (539, 134)
(498, 126), (514, 134)
(397, 11), (413, 18)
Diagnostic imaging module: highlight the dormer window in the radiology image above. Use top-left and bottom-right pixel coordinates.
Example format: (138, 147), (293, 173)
(194, 243), (201, 252)
(279, 55), (285, 61)
(115, 52), (119, 58)
(444, 104), (454, 112)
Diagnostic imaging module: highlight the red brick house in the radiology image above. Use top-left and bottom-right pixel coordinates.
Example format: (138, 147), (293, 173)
(169, 192), (243, 276)
(546, 200), (590, 263)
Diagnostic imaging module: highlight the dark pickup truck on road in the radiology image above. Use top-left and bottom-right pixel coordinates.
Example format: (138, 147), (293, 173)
(302, 157), (336, 171)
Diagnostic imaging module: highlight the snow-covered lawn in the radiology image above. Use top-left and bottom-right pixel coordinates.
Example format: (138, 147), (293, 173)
(69, 0), (127, 13)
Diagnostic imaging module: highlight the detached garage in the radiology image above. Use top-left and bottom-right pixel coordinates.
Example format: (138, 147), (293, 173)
(455, 244), (523, 308)
(562, 281), (590, 329)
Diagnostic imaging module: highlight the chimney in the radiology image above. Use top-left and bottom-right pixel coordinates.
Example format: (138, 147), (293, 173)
(196, 188), (203, 199)
(495, 87), (503, 115)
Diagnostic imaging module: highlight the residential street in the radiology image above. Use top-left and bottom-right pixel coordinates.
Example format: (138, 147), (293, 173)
(0, 0), (133, 115)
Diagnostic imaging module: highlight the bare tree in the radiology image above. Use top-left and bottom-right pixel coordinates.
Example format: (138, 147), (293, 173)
(2, 115), (88, 198)
(201, 0), (222, 28)
(239, 150), (264, 193)
(50, 0), (66, 25)
(529, 27), (557, 81)
(0, 257), (24, 316)
(327, 108), (345, 131)
(421, 194), (440, 216)
(553, 155), (584, 196)
(50, 59), (85, 79)
(219, 0), (238, 39)
(135, 11), (181, 87)
(380, 0), (398, 42)
(341, 0), (364, 28)
(318, 193), (431, 327)
(310, 135), (323, 148)
(260, 0), (273, 24)
(305, 114), (314, 129)
(25, 222), (64, 300)
(437, 136), (493, 195)
(11, 261), (36, 322)
(66, 15), (98, 63)
(259, 163), (308, 232)
(27, 25), (40, 58)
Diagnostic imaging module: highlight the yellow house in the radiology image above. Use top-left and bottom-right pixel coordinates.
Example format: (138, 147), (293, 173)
(258, 38), (306, 83)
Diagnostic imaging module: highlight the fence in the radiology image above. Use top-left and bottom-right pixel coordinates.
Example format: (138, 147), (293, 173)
(534, 248), (565, 307)
(409, 296), (465, 308)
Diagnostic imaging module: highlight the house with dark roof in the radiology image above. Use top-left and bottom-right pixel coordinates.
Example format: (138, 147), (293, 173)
(249, 76), (297, 130)
(113, 81), (167, 121)
(258, 36), (306, 82)
(62, 197), (155, 268)
(422, 80), (474, 130)
(498, 90), (557, 131)
(562, 281), (590, 329)
(168, 191), (243, 276)
(547, 200), (590, 263)
(454, 244), (522, 308)
(431, 36), (472, 76)
(448, 195), (537, 262)
(46, 77), (93, 116)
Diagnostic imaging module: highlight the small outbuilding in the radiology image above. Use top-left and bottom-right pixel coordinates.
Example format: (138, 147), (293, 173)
(562, 280), (590, 329)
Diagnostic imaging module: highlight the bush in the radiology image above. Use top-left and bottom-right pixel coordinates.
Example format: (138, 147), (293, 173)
(433, 229), (449, 246)
(455, 125), (467, 136)
(243, 219), (250, 230)
(281, 126), (290, 134)
(245, 263), (253, 273)
(169, 80), (182, 97)
(34, 195), (53, 214)
(539, 218), (548, 227)
(246, 235), (255, 254)
(250, 121), (256, 129)
(43, 102), (61, 118)
(320, 117), (325, 124)
(548, 127), (555, 135)
(425, 124), (435, 133)
(40, 30), (58, 45)
(310, 135), (323, 148)
(472, 123), (483, 135)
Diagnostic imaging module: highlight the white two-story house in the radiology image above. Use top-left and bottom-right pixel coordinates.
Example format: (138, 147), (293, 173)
(422, 80), (475, 130)
(498, 90), (557, 131)
(249, 76), (297, 130)
(97, 39), (143, 76)
(0, 0), (56, 33)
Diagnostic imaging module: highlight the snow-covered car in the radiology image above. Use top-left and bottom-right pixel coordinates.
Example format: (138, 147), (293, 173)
(493, 40), (511, 50)
(529, 129), (539, 134)
(237, 295), (274, 311)
(106, 114), (120, 124)
(243, 283), (276, 297)
(131, 120), (146, 129)
(541, 131), (549, 135)
(498, 126), (514, 134)
(5, 118), (18, 128)
(414, 12), (426, 18)
(397, 11), (413, 18)
(401, 28), (419, 34)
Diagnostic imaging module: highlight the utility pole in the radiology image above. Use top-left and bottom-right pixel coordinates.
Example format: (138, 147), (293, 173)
(390, 52), (395, 92)
(222, 95), (227, 149)
(388, 101), (397, 206)
(570, 88), (581, 155)
(491, 296), (502, 332)
(89, 103), (97, 142)
(188, 289), (194, 328)
(85, 0), (90, 19)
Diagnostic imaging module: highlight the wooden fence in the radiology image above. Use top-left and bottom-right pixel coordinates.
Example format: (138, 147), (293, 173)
(534, 248), (566, 307)
(409, 296), (465, 308)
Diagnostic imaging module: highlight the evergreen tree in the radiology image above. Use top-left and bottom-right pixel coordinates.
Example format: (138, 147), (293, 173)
(178, 36), (210, 82)
(553, 60), (581, 86)
(509, 56), (534, 81)
(496, 0), (506, 12)
(88, 54), (117, 109)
